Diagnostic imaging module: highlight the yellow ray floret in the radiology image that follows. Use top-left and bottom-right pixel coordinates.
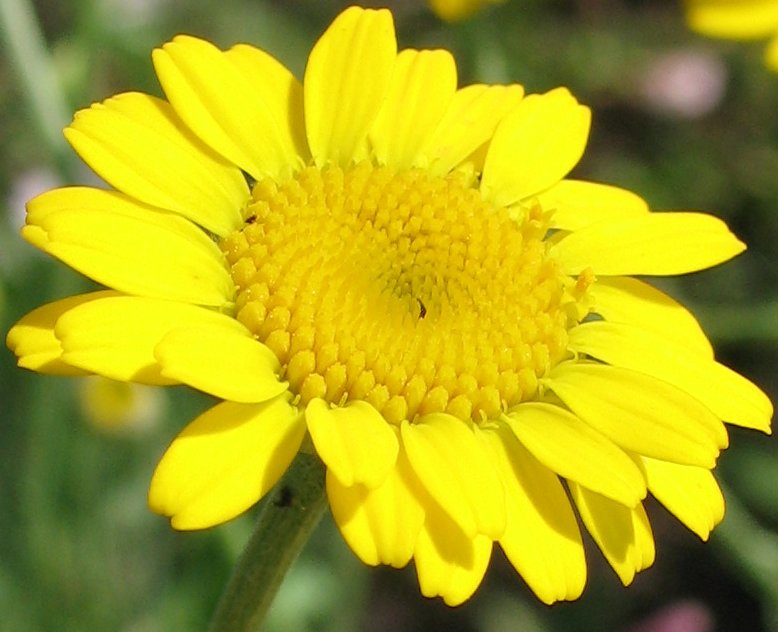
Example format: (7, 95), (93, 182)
(148, 398), (306, 529)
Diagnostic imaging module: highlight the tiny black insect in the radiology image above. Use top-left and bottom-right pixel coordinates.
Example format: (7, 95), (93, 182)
(274, 485), (293, 507)
(417, 298), (427, 319)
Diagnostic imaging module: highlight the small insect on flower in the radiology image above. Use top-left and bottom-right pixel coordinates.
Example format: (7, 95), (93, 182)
(274, 486), (294, 508)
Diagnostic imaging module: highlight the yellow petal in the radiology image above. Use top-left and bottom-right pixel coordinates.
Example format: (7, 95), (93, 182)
(641, 456), (724, 541)
(590, 276), (713, 358)
(154, 324), (287, 403)
(401, 415), (505, 539)
(546, 362), (722, 467)
(413, 501), (492, 606)
(306, 398), (398, 488)
(481, 88), (591, 207)
(327, 438), (424, 567)
(6, 291), (116, 375)
(64, 93), (246, 236)
(423, 83), (524, 176)
(504, 402), (646, 507)
(483, 424), (586, 604)
(225, 44), (309, 167)
(569, 482), (655, 586)
(24, 187), (234, 307)
(685, 0), (778, 39)
(55, 295), (246, 384)
(304, 6), (396, 166)
(148, 397), (305, 529)
(369, 48), (457, 169)
(540, 179), (649, 231)
(551, 212), (746, 275)
(153, 37), (307, 181)
(568, 321), (771, 434)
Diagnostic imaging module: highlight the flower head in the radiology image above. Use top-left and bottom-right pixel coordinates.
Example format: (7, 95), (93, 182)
(685, 0), (778, 71)
(7, 6), (772, 606)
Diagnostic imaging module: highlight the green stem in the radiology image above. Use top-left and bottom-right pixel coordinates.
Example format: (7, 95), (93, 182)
(715, 483), (778, 630)
(209, 453), (328, 632)
(0, 0), (77, 180)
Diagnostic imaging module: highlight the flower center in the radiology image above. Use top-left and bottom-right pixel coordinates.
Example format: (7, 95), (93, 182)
(220, 162), (583, 424)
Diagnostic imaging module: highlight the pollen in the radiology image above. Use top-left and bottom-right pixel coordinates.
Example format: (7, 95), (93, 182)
(220, 162), (580, 424)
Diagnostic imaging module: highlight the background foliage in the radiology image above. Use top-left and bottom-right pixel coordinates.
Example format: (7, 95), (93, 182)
(1, 0), (777, 630)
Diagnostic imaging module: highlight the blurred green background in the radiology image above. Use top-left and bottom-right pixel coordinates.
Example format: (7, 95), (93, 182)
(1, 0), (777, 630)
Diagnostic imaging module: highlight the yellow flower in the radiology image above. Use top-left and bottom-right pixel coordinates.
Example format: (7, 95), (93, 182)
(428, 0), (506, 21)
(7, 6), (772, 606)
(79, 376), (164, 433)
(685, 0), (778, 71)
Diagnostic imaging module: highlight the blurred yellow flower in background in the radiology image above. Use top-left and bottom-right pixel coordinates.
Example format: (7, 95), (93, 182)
(6, 5), (772, 607)
(685, 0), (778, 71)
(79, 376), (164, 434)
(428, 0), (506, 21)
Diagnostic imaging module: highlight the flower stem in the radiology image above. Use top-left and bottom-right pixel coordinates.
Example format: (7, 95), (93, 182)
(715, 483), (778, 629)
(0, 0), (77, 181)
(209, 453), (328, 632)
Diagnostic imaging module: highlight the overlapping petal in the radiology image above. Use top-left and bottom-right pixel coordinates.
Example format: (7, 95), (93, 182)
(569, 483), (655, 585)
(541, 180), (649, 231)
(148, 397), (306, 529)
(155, 324), (287, 403)
(401, 415), (506, 539)
(55, 295), (246, 384)
(153, 37), (307, 181)
(307, 399), (399, 488)
(413, 501), (493, 606)
(25, 187), (234, 306)
(225, 44), (309, 168)
(481, 88), (591, 207)
(64, 92), (247, 236)
(6, 291), (116, 375)
(589, 276), (713, 357)
(369, 49), (457, 169)
(551, 212), (746, 275)
(641, 456), (724, 541)
(483, 425), (586, 604)
(327, 438), (424, 568)
(304, 6), (396, 165)
(422, 84), (524, 175)
(568, 321), (771, 433)
(504, 403), (646, 506)
(546, 362), (723, 467)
